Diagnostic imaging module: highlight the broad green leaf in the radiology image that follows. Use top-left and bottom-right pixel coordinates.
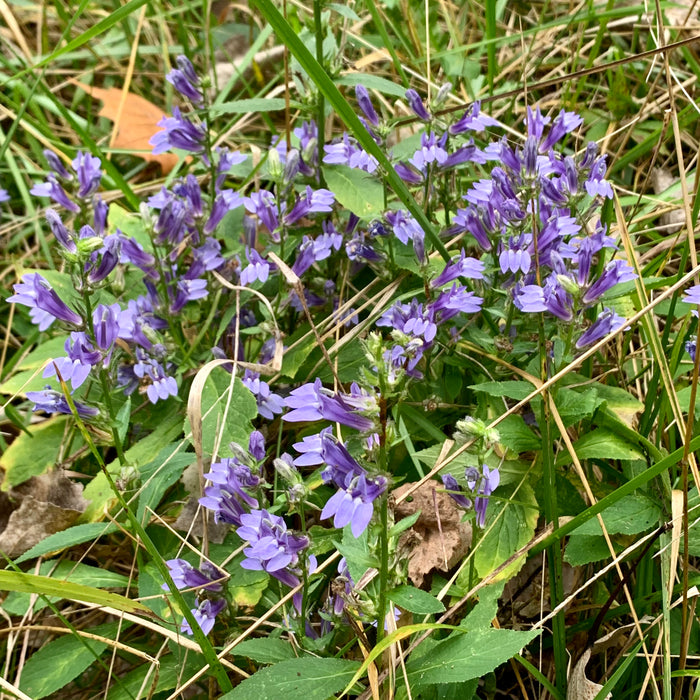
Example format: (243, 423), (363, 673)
(404, 628), (540, 687)
(390, 585), (445, 614)
(0, 416), (75, 489)
(107, 203), (151, 252)
(327, 3), (361, 20)
(233, 638), (298, 663)
(185, 369), (257, 458)
(564, 535), (617, 566)
(3, 561), (130, 615)
(572, 493), (661, 536)
(211, 98), (300, 114)
(82, 410), (182, 521)
(470, 380), (533, 401)
(19, 621), (127, 699)
(15, 522), (119, 564)
(0, 570), (148, 613)
(497, 414), (540, 453)
(567, 428), (645, 462)
(106, 653), (202, 700)
(473, 482), (538, 580)
(0, 336), (67, 396)
(136, 446), (192, 524)
(323, 165), (384, 218)
(461, 582), (505, 631)
(219, 657), (361, 700)
(225, 553), (270, 607)
(336, 525), (378, 585)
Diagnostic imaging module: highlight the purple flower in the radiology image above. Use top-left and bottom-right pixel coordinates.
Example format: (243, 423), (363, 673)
(181, 598), (227, 636)
(8, 273), (82, 331)
(377, 300), (437, 342)
(431, 249), (485, 288)
(474, 465), (499, 528)
(683, 285), (700, 317)
(30, 175), (80, 212)
(321, 472), (387, 537)
(582, 260), (636, 305)
(132, 354), (178, 403)
(241, 370), (285, 420)
(284, 378), (375, 431)
(162, 559), (225, 593)
(244, 190), (279, 233)
(150, 107), (206, 154)
(356, 84), (379, 126)
(239, 248), (271, 286)
(72, 152), (103, 198)
(204, 189), (244, 234)
(449, 101), (499, 135)
(284, 187), (335, 225)
(405, 89), (431, 121)
(249, 430), (266, 461)
(323, 134), (379, 173)
(539, 109), (583, 151)
(43, 332), (100, 389)
(441, 473), (471, 509)
(237, 509), (310, 588)
(499, 246), (531, 275)
(385, 210), (426, 263)
(26, 387), (99, 418)
(430, 284), (484, 321)
(408, 132), (448, 172)
(575, 308), (627, 349)
(46, 209), (76, 254)
(686, 337), (697, 362)
(167, 55), (203, 104)
(43, 149), (71, 179)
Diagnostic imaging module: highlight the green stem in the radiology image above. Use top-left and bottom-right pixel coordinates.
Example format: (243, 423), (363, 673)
(377, 495), (389, 644)
(313, 0), (326, 188)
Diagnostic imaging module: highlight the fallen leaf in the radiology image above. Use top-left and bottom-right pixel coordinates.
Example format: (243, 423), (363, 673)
(392, 481), (471, 588)
(72, 81), (178, 174)
(0, 470), (88, 558)
(567, 648), (611, 700)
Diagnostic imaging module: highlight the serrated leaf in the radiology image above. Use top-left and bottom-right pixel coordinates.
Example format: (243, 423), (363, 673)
(0, 570), (148, 613)
(568, 429), (645, 462)
(473, 483), (538, 580)
(219, 657), (361, 700)
(404, 628), (540, 687)
(390, 585), (445, 614)
(233, 638), (298, 663)
(497, 415), (540, 453)
(388, 511), (422, 538)
(226, 553), (269, 607)
(3, 561), (130, 615)
(15, 522), (119, 564)
(0, 416), (73, 489)
(19, 621), (125, 699)
(136, 446), (192, 524)
(572, 493), (660, 537)
(323, 165), (384, 218)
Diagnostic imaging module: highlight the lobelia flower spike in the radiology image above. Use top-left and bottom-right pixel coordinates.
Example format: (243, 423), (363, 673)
(473, 465), (500, 528)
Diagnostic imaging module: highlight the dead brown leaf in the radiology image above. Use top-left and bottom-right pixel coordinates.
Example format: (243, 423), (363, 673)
(73, 81), (178, 174)
(0, 470), (88, 558)
(392, 480), (471, 588)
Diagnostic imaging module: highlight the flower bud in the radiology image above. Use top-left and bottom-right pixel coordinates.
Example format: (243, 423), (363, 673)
(267, 147), (283, 180)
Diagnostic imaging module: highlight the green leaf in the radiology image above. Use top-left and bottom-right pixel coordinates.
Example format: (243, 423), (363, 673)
(211, 98), (299, 114)
(19, 621), (126, 699)
(3, 561), (130, 615)
(404, 628), (540, 687)
(567, 428), (645, 462)
(388, 511), (422, 538)
(226, 553), (270, 607)
(564, 535), (616, 566)
(219, 657), (361, 700)
(137, 446), (192, 524)
(497, 415), (540, 453)
(0, 570), (148, 613)
(336, 525), (378, 584)
(185, 369), (257, 458)
(0, 416), (74, 489)
(327, 3), (361, 20)
(470, 380), (533, 401)
(15, 522), (119, 564)
(0, 336), (67, 396)
(105, 653), (202, 700)
(390, 585), (445, 614)
(233, 638), (298, 664)
(572, 493), (661, 537)
(473, 482), (538, 580)
(322, 165), (384, 219)
(462, 582), (505, 631)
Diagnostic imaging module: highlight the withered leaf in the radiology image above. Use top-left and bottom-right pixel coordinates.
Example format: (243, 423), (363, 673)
(393, 481), (471, 588)
(73, 81), (179, 174)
